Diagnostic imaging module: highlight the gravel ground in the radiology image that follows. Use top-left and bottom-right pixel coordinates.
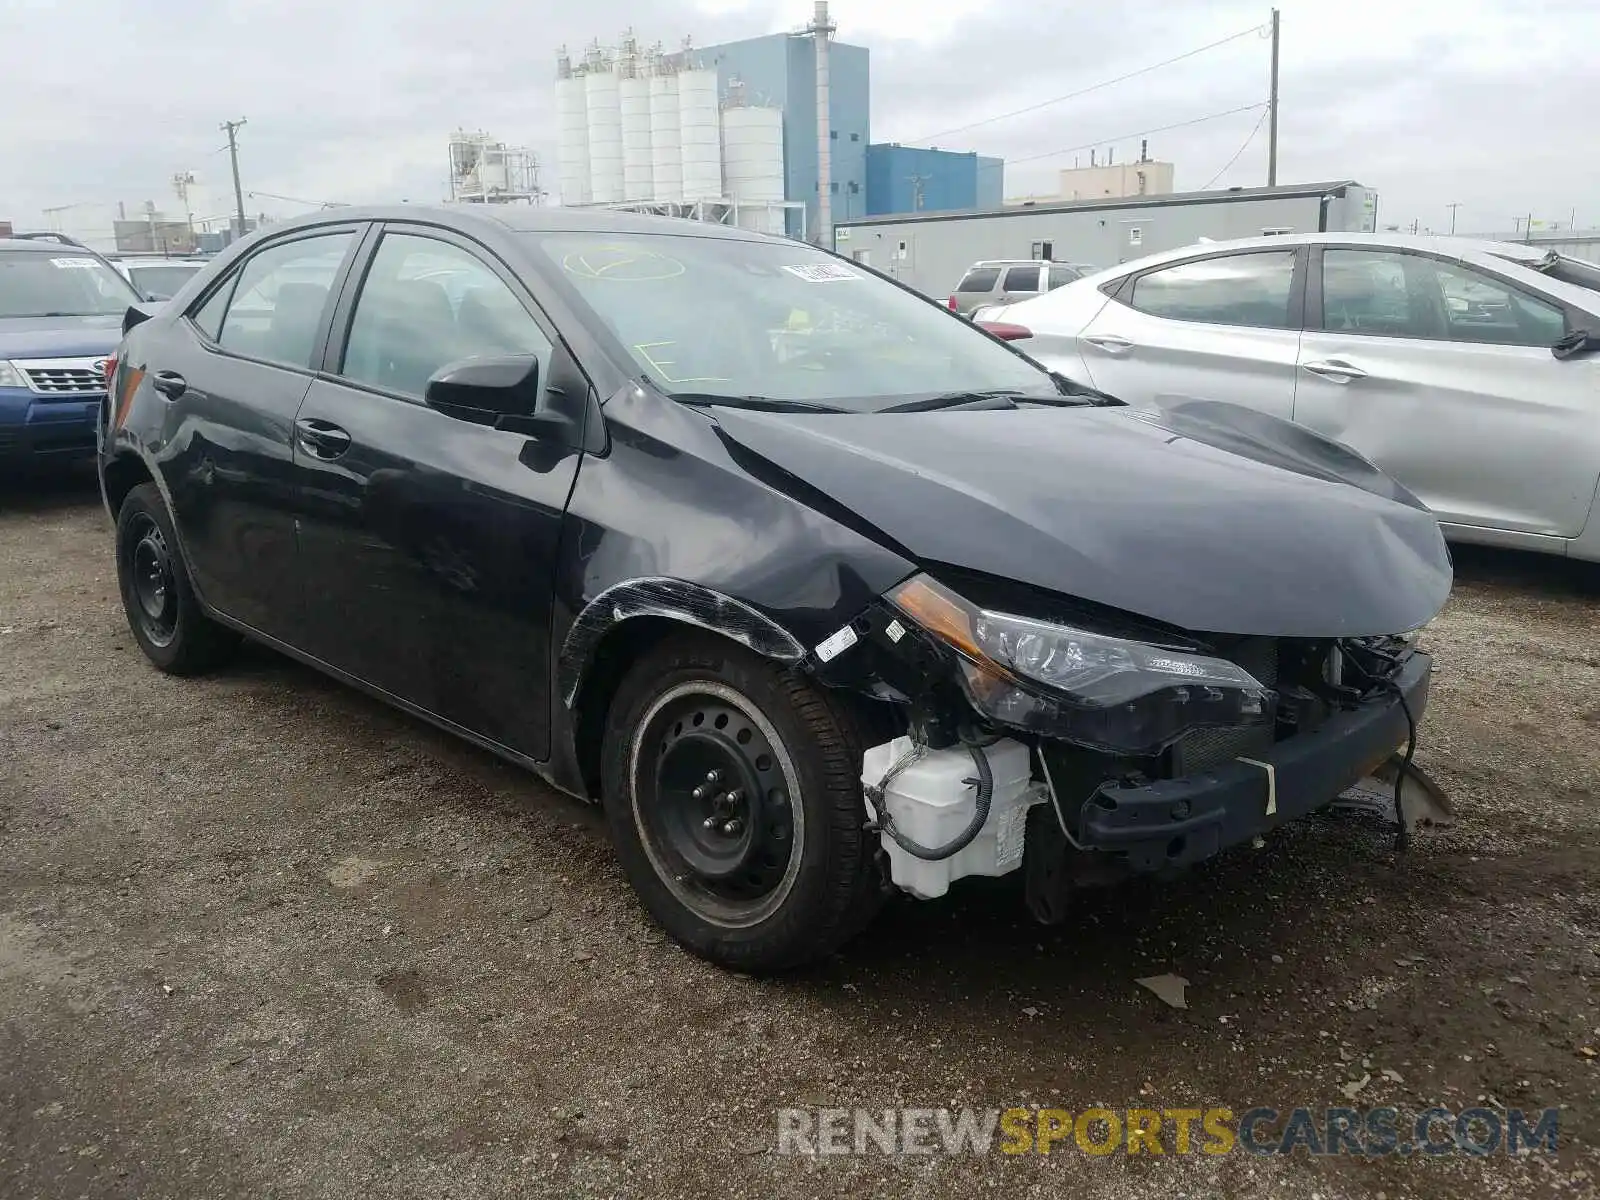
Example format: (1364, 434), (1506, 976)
(2, 467), (1597, 1200)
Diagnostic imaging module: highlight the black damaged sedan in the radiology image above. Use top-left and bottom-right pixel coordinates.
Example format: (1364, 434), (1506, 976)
(99, 207), (1451, 971)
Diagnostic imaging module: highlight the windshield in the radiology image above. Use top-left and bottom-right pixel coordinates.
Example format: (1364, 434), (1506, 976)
(126, 262), (204, 298)
(527, 233), (1053, 411)
(0, 251), (143, 318)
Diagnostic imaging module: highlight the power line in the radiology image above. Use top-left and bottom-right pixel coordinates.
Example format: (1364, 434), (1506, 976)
(1007, 102), (1270, 167)
(902, 23), (1268, 146)
(1200, 105), (1271, 190)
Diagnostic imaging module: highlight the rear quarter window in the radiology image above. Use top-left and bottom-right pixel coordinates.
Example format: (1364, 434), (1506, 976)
(956, 267), (1001, 293)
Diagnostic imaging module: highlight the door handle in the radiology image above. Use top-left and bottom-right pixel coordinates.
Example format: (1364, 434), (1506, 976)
(295, 417), (352, 460)
(150, 370), (186, 399)
(1082, 334), (1134, 355)
(1302, 359), (1368, 383)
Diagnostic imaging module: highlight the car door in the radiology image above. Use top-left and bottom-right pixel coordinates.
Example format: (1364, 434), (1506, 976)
(1072, 246), (1305, 421)
(1294, 246), (1599, 537)
(290, 224), (589, 761)
(155, 227), (362, 639)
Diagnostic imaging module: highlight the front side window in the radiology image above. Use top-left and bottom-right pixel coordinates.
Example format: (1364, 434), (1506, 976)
(1002, 265), (1042, 292)
(213, 233), (353, 369)
(529, 234), (1052, 410)
(1047, 264), (1082, 290)
(956, 267), (1001, 293)
(341, 233), (551, 399)
(1431, 259), (1566, 348)
(1322, 249), (1568, 347)
(0, 251), (141, 318)
(1128, 250), (1297, 329)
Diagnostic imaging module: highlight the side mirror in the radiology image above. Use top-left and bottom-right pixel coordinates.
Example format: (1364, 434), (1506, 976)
(1553, 329), (1600, 361)
(424, 354), (577, 443)
(425, 354), (540, 416)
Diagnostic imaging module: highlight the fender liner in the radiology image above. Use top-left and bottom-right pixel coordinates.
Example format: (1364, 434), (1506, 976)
(558, 577), (806, 709)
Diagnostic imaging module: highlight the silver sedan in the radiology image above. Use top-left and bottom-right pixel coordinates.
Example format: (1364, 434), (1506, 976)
(974, 232), (1600, 562)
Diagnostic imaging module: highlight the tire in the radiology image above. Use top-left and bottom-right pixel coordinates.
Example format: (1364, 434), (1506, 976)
(601, 631), (885, 973)
(115, 482), (238, 675)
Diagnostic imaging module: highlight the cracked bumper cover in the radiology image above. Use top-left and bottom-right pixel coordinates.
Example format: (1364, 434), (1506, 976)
(1078, 651), (1432, 871)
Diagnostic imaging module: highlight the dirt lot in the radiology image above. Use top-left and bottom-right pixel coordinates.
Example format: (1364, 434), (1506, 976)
(2, 468), (1597, 1200)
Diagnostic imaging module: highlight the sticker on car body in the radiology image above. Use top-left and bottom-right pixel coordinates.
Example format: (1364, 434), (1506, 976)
(813, 624), (859, 662)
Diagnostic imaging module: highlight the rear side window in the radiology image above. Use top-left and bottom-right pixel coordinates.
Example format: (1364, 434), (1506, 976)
(212, 234), (353, 369)
(1002, 265), (1041, 292)
(1047, 265), (1082, 290)
(1129, 250), (1297, 329)
(956, 267), (1001, 293)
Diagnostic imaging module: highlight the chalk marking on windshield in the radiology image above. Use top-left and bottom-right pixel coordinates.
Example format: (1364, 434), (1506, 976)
(564, 247), (686, 282)
(50, 258), (99, 269)
(634, 341), (731, 386)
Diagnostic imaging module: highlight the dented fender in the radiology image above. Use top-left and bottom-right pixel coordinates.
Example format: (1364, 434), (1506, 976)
(558, 577), (807, 708)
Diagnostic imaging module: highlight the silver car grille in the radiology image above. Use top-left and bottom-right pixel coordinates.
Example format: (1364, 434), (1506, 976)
(20, 358), (107, 395)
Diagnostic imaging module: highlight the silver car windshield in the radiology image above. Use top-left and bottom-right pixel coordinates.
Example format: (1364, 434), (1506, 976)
(529, 233), (1052, 411)
(0, 251), (142, 318)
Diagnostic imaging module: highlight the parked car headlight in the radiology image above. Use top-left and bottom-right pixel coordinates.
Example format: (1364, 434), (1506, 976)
(888, 573), (1273, 755)
(0, 361), (28, 389)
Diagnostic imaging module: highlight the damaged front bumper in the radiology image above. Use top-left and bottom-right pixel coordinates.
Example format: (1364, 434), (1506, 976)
(1062, 650), (1431, 871)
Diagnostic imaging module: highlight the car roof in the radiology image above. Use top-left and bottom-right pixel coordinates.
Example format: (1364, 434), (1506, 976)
(1101, 231), (1547, 273)
(0, 238), (104, 255)
(262, 204), (777, 243)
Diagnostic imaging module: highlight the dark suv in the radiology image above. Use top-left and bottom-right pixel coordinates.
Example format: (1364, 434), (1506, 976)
(0, 238), (144, 468)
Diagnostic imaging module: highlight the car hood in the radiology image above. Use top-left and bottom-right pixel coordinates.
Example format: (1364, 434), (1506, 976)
(0, 315), (123, 360)
(711, 398), (1452, 638)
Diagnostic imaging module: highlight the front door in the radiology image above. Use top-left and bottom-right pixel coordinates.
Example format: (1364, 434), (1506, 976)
(289, 226), (585, 761)
(1075, 246), (1305, 421)
(157, 228), (360, 639)
(1294, 246), (1600, 537)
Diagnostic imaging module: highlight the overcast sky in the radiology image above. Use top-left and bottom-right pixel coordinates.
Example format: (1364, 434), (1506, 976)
(2, 0), (1595, 243)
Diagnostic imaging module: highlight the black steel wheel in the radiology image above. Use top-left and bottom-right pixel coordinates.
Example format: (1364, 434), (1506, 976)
(115, 482), (238, 675)
(126, 512), (179, 648)
(632, 681), (804, 928)
(601, 631), (886, 973)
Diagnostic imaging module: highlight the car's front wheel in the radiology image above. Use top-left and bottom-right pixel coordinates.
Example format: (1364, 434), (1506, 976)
(601, 631), (885, 972)
(115, 482), (238, 674)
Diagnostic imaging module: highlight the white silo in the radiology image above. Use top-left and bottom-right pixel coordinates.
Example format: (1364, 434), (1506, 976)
(555, 51), (591, 206)
(619, 73), (654, 202)
(648, 71), (682, 203)
(722, 104), (785, 235)
(585, 52), (624, 204)
(678, 68), (722, 202)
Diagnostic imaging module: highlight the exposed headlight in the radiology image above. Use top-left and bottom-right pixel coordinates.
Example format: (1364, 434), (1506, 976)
(0, 361), (29, 389)
(888, 574), (1272, 755)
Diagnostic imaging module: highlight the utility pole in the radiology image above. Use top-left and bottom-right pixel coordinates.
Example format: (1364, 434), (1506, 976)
(220, 118), (248, 239)
(1446, 202), (1461, 235)
(1267, 8), (1280, 187)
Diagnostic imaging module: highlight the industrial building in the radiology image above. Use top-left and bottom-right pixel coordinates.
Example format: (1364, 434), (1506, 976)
(1008, 144), (1176, 205)
(866, 145), (1003, 217)
(447, 130), (543, 205)
(554, 3), (1000, 240)
(833, 180), (1381, 297)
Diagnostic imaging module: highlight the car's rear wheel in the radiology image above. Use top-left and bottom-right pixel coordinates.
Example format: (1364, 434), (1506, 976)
(115, 482), (238, 674)
(601, 631), (884, 972)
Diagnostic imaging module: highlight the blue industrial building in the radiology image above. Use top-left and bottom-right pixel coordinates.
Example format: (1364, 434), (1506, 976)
(864, 145), (1004, 216)
(697, 32), (870, 237)
(695, 30), (1003, 233)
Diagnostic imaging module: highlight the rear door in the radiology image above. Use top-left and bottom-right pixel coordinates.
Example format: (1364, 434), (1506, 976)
(1072, 246), (1306, 420)
(152, 227), (362, 639)
(1295, 246), (1600, 536)
(289, 223), (589, 761)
